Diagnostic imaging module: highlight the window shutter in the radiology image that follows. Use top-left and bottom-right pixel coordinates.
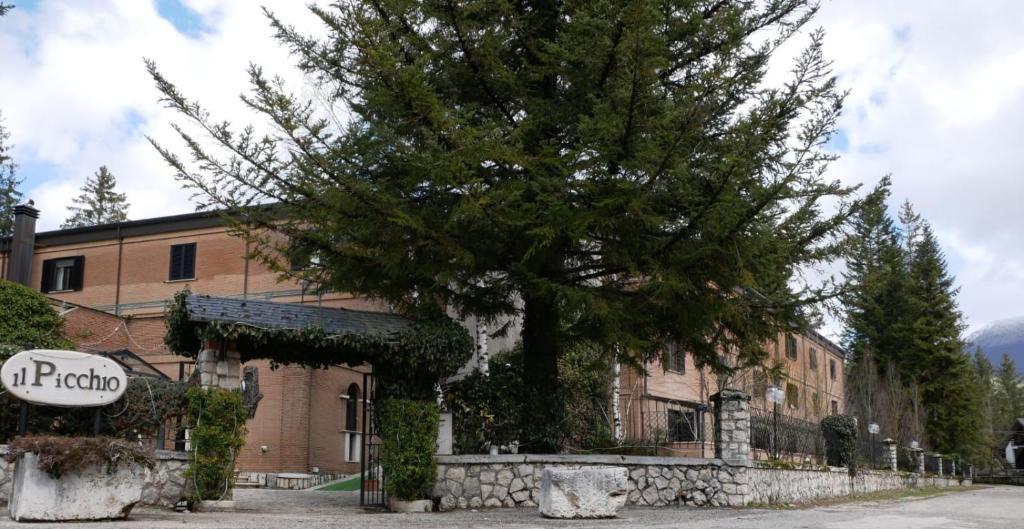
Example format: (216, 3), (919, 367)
(169, 245), (180, 280)
(40, 259), (55, 292)
(69, 256), (85, 291)
(183, 243), (196, 278)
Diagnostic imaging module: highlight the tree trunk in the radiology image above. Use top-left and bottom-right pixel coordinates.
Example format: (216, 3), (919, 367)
(477, 319), (489, 375)
(520, 291), (562, 453)
(612, 349), (622, 443)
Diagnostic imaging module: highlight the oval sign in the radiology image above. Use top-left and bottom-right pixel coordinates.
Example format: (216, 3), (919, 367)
(0, 350), (128, 407)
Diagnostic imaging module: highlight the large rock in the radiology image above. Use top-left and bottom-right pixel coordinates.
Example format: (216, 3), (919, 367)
(8, 453), (147, 521)
(538, 466), (627, 519)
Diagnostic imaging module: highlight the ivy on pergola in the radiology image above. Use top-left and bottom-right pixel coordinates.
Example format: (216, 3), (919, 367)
(165, 291), (472, 399)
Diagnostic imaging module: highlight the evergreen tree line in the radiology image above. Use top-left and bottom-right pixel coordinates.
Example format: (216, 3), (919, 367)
(842, 179), (1004, 463)
(973, 350), (1023, 468)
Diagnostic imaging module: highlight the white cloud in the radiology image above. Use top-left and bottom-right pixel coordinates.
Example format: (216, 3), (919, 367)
(0, 0), (325, 230)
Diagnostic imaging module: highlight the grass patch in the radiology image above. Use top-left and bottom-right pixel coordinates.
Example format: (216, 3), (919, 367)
(318, 476), (361, 491)
(748, 485), (985, 510)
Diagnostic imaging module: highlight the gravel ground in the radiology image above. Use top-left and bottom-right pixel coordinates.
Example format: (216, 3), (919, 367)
(0, 485), (1019, 528)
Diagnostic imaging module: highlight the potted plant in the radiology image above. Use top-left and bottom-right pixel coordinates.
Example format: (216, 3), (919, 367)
(6, 435), (154, 521)
(379, 399), (440, 512)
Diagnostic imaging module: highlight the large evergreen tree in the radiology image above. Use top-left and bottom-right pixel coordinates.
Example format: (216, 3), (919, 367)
(844, 196), (983, 456)
(995, 353), (1022, 428)
(0, 113), (21, 238)
(150, 0), (869, 450)
(62, 165), (130, 228)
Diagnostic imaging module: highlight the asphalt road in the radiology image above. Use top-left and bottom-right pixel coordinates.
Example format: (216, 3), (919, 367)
(0, 485), (1020, 528)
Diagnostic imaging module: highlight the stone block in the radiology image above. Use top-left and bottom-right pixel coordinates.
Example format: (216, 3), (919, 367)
(538, 467), (627, 519)
(8, 453), (146, 522)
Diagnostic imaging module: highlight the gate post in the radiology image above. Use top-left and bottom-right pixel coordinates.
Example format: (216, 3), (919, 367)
(710, 389), (751, 462)
(912, 447), (925, 474)
(197, 339), (241, 390)
(882, 438), (897, 471)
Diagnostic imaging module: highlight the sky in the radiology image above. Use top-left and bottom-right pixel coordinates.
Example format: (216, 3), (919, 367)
(1, 1), (1022, 336)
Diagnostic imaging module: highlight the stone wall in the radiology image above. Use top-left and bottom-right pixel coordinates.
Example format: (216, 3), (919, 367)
(235, 471), (349, 490)
(0, 446), (189, 508)
(434, 455), (748, 510)
(746, 466), (966, 505)
(434, 455), (969, 511)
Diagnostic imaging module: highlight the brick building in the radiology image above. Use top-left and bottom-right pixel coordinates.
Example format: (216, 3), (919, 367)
(2, 202), (845, 472)
(617, 329), (845, 460)
(1, 203), (380, 478)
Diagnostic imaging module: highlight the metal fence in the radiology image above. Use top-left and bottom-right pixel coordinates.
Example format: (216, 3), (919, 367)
(749, 406), (825, 463)
(619, 396), (713, 458)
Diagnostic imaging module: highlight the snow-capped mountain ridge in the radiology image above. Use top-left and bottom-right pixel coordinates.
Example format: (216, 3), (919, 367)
(967, 315), (1024, 368)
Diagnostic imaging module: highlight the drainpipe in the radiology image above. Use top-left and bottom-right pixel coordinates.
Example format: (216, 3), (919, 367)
(8, 201), (39, 286)
(114, 223), (123, 315)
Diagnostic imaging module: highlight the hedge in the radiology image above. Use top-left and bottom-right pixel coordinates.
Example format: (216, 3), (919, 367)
(379, 399), (439, 501)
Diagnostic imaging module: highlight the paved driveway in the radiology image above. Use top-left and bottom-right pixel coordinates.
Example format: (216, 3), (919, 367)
(0, 485), (1019, 528)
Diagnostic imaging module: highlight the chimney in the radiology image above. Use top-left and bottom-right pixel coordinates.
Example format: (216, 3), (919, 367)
(8, 200), (39, 286)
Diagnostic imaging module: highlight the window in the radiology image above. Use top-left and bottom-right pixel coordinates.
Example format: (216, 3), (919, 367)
(665, 342), (685, 373)
(831, 400), (839, 415)
(752, 371), (769, 397)
(668, 408), (699, 442)
(344, 383), (361, 463)
(809, 348), (818, 370)
(812, 392), (820, 412)
(168, 243), (197, 281)
(829, 359), (838, 380)
(785, 334), (798, 360)
(344, 383), (359, 431)
(40, 256), (84, 292)
(785, 382), (800, 410)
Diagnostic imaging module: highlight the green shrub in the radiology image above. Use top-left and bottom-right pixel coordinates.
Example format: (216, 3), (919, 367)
(379, 399), (439, 501)
(0, 279), (73, 356)
(821, 414), (858, 475)
(445, 343), (612, 454)
(0, 377), (189, 443)
(185, 387), (248, 501)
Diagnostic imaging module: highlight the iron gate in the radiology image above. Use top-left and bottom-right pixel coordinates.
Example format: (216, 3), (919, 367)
(360, 373), (385, 507)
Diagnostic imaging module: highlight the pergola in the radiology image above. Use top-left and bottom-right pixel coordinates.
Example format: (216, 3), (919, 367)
(165, 292), (471, 399)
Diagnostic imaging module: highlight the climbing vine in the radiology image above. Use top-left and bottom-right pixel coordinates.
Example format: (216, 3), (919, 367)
(185, 387), (248, 502)
(165, 291), (473, 400)
(821, 414), (859, 476)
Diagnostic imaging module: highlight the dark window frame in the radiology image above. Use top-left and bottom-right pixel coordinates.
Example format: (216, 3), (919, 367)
(40, 255), (85, 293)
(785, 334), (798, 360)
(809, 348), (818, 370)
(344, 383), (359, 431)
(665, 343), (685, 373)
(168, 243), (197, 281)
(829, 358), (837, 380)
(667, 408), (699, 443)
(785, 382), (800, 410)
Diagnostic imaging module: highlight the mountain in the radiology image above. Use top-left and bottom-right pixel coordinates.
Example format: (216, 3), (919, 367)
(967, 316), (1024, 369)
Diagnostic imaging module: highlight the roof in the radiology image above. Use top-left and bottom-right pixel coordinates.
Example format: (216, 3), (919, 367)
(183, 294), (411, 337)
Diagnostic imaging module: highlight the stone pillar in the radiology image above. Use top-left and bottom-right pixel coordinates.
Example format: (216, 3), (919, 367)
(935, 454), (943, 477)
(882, 438), (897, 472)
(951, 458), (956, 477)
(710, 389), (751, 462)
(912, 448), (925, 475)
(197, 340), (241, 390)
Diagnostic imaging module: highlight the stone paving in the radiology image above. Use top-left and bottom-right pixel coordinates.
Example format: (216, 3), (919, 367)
(0, 484), (1017, 528)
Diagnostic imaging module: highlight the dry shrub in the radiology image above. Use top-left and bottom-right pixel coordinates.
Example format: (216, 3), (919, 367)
(6, 435), (155, 478)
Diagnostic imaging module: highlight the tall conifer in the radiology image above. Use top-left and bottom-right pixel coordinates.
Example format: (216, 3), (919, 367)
(62, 166), (130, 228)
(150, 1), (870, 450)
(0, 113), (20, 237)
